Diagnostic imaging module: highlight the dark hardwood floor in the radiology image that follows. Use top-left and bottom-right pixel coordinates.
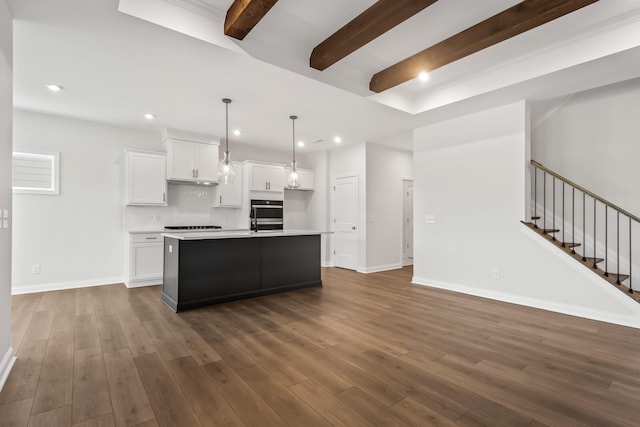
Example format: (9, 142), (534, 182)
(1, 266), (639, 426)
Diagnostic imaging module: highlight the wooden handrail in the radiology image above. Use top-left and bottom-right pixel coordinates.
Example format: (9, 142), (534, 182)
(531, 160), (640, 224)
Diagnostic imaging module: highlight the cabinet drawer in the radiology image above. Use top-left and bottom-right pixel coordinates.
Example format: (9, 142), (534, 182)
(131, 233), (163, 243)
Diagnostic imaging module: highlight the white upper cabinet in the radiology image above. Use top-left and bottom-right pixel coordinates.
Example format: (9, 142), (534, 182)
(284, 168), (314, 191)
(163, 129), (220, 184)
(249, 164), (284, 192)
(125, 150), (167, 205)
(195, 143), (219, 182)
(214, 162), (243, 208)
(167, 139), (219, 183)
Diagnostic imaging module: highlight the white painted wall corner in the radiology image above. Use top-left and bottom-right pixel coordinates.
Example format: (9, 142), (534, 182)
(0, 347), (16, 393)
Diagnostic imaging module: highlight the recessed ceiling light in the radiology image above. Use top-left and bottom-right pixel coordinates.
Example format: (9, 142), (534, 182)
(233, 129), (241, 136)
(144, 113), (156, 120)
(418, 71), (430, 82)
(297, 141), (305, 148)
(334, 136), (342, 144)
(46, 84), (63, 92)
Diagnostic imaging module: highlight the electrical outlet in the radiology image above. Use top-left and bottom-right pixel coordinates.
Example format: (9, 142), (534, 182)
(492, 268), (501, 279)
(32, 264), (41, 274)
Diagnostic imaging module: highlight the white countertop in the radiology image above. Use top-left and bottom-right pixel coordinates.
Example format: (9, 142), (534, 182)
(162, 229), (331, 240)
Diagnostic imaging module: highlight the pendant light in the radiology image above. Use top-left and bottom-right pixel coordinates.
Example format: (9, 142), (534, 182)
(287, 115), (301, 189)
(219, 98), (236, 185)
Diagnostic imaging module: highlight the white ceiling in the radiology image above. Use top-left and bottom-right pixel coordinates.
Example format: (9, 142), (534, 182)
(9, 0), (640, 153)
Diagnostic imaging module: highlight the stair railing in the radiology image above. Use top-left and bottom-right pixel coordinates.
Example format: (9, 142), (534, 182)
(531, 160), (637, 294)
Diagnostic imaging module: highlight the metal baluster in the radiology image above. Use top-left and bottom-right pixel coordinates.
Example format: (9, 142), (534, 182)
(593, 198), (597, 269)
(572, 187), (576, 254)
(604, 206), (608, 276)
(562, 182), (565, 246)
(617, 211), (620, 284)
(630, 218), (633, 294)
(543, 173), (547, 232)
(533, 167), (538, 228)
(552, 177), (556, 241)
(582, 192), (586, 261)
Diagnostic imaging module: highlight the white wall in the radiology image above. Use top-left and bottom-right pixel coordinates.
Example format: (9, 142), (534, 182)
(533, 78), (640, 214)
(12, 111), (313, 293)
(330, 142), (367, 270)
(365, 143), (412, 272)
(413, 101), (640, 328)
(0, 0), (14, 390)
(12, 111), (162, 293)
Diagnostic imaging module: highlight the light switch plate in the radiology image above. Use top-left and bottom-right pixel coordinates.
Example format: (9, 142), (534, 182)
(425, 215), (436, 224)
(2, 218), (8, 229)
(1, 209), (7, 219)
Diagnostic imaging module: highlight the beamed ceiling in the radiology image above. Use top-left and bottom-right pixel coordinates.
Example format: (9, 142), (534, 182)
(119, 0), (640, 116)
(10, 0), (640, 153)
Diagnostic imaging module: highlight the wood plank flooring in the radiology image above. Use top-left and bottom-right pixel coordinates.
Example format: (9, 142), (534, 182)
(1, 267), (640, 426)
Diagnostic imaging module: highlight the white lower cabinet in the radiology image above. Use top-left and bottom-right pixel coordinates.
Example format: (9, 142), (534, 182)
(126, 233), (163, 287)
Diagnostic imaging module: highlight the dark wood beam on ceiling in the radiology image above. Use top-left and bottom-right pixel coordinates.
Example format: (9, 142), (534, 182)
(310, 0), (439, 71)
(369, 0), (600, 93)
(224, 0), (279, 40)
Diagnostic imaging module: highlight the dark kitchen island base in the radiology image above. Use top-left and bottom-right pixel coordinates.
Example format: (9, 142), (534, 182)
(162, 233), (322, 312)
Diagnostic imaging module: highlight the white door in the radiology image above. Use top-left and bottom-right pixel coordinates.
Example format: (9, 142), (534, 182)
(168, 140), (195, 181)
(195, 143), (218, 182)
(403, 180), (414, 263)
(334, 175), (358, 270)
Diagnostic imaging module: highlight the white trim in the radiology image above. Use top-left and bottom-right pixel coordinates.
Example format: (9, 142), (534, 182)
(0, 347), (16, 393)
(412, 276), (640, 329)
(11, 276), (125, 295)
(332, 173), (359, 271)
(401, 178), (414, 263)
(125, 279), (163, 288)
(403, 257), (414, 267)
(521, 223), (640, 311)
(321, 262), (335, 268)
(358, 263), (403, 274)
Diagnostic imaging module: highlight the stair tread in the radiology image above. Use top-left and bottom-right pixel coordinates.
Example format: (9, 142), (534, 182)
(605, 273), (630, 282)
(583, 257), (604, 263)
(562, 242), (581, 248)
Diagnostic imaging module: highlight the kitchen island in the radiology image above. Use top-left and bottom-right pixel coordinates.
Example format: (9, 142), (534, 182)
(161, 230), (326, 312)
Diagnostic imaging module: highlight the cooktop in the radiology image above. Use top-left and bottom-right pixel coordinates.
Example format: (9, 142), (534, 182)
(164, 225), (222, 230)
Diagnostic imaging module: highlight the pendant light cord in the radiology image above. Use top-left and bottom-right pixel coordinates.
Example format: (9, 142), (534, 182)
(290, 115), (297, 164)
(225, 101), (229, 155)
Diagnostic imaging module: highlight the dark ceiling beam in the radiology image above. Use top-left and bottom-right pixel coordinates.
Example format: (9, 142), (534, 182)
(369, 0), (600, 93)
(224, 0), (279, 40)
(310, 0), (438, 71)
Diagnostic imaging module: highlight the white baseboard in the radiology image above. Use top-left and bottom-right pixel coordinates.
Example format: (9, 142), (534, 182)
(321, 262), (335, 268)
(12, 276), (125, 295)
(0, 346), (16, 393)
(412, 276), (640, 329)
(357, 263), (403, 274)
(125, 279), (163, 288)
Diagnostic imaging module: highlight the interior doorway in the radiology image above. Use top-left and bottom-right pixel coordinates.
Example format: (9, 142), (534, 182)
(333, 175), (358, 270)
(402, 179), (414, 266)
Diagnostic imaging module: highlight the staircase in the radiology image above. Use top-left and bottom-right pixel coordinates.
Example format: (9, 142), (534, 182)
(524, 160), (640, 304)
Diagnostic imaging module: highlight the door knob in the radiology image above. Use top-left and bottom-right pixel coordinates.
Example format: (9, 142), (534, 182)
(352, 226), (356, 230)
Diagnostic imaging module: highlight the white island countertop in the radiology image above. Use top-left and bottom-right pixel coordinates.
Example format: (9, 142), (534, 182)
(162, 229), (332, 240)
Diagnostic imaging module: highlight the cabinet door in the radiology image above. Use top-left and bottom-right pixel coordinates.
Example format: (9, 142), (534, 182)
(217, 164), (243, 207)
(299, 170), (314, 190)
(266, 166), (284, 192)
(131, 242), (164, 282)
(168, 140), (196, 181)
(250, 164), (268, 191)
(127, 152), (167, 205)
(195, 143), (219, 182)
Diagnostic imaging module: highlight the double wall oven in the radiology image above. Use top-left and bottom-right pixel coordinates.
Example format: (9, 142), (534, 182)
(250, 199), (283, 232)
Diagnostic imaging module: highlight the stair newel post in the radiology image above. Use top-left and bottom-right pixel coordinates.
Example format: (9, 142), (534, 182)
(617, 211), (621, 284)
(552, 177), (556, 241)
(593, 198), (597, 269)
(629, 217), (633, 294)
(582, 192), (586, 261)
(562, 182), (565, 247)
(572, 187), (576, 254)
(604, 206), (608, 276)
(533, 166), (538, 228)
